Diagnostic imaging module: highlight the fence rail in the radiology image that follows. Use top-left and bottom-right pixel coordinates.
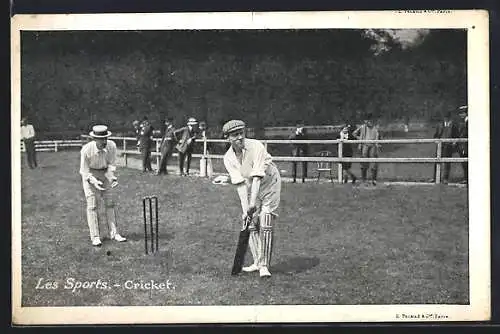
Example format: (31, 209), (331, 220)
(23, 135), (468, 184)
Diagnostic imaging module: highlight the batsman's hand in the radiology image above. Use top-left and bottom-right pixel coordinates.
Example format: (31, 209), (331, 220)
(241, 206), (257, 223)
(247, 206), (257, 217)
(110, 179), (119, 188)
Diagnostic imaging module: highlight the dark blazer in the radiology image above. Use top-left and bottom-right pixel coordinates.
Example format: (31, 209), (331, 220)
(161, 125), (176, 151)
(457, 118), (468, 155)
(174, 126), (197, 154)
(433, 120), (459, 139)
(139, 122), (154, 148)
(337, 132), (355, 157)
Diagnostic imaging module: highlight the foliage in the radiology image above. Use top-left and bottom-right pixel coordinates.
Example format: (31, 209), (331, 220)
(21, 30), (466, 135)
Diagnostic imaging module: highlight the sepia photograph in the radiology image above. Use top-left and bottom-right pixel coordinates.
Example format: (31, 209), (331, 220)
(11, 11), (490, 324)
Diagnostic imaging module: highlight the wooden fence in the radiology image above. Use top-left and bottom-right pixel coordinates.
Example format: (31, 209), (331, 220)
(72, 135), (468, 184)
(20, 139), (85, 152)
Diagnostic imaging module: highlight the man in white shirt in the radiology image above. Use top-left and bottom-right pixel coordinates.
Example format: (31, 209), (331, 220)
(80, 125), (127, 247)
(223, 120), (281, 278)
(20, 117), (37, 169)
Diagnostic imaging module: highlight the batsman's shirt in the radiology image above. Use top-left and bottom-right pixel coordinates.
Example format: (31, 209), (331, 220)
(223, 138), (281, 215)
(80, 140), (117, 197)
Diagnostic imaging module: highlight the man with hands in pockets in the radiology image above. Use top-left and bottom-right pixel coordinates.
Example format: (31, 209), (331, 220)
(80, 125), (127, 247)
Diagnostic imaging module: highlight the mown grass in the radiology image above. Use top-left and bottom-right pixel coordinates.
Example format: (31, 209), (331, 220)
(20, 152), (468, 306)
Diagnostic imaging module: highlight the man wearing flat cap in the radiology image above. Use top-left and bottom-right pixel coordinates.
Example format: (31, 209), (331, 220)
(80, 125), (127, 247)
(174, 117), (199, 176)
(223, 119), (281, 278)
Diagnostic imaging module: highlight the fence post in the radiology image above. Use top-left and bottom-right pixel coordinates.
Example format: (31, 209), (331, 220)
(123, 138), (126, 151)
(436, 141), (442, 184)
(200, 134), (208, 177)
(156, 139), (160, 170)
(54, 141), (58, 152)
(337, 141), (343, 183)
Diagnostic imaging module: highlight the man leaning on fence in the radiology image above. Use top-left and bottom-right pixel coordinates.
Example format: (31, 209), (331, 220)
(80, 125), (127, 247)
(174, 117), (198, 176)
(156, 117), (176, 175)
(432, 110), (459, 184)
(21, 117), (38, 169)
(352, 113), (380, 186)
(289, 121), (308, 183)
(139, 116), (154, 173)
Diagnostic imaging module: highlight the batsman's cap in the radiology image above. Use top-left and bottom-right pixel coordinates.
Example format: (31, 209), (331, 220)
(458, 105), (468, 114)
(364, 113), (373, 120)
(89, 125), (112, 138)
(187, 117), (198, 125)
(222, 120), (246, 136)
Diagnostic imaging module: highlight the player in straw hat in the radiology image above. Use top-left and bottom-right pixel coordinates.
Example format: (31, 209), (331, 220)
(222, 119), (281, 278)
(80, 125), (127, 246)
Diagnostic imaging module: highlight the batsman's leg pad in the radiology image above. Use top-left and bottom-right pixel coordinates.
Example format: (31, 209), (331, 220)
(85, 195), (100, 240)
(248, 221), (262, 267)
(259, 213), (274, 268)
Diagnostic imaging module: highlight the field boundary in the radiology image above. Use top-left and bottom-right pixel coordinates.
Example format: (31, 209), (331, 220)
(22, 135), (468, 185)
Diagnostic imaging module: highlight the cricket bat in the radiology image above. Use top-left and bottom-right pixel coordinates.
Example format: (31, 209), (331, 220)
(231, 214), (253, 275)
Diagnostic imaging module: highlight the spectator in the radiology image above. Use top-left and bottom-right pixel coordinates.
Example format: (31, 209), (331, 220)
(288, 121), (309, 183)
(156, 117), (176, 175)
(404, 115), (410, 133)
(432, 110), (459, 184)
(174, 117), (199, 176)
(353, 113), (380, 186)
(337, 124), (357, 184)
(132, 120), (141, 148)
(457, 105), (468, 184)
(139, 116), (154, 173)
(21, 117), (38, 169)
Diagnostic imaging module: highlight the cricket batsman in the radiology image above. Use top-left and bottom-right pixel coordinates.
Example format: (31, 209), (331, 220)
(80, 125), (127, 247)
(223, 120), (281, 278)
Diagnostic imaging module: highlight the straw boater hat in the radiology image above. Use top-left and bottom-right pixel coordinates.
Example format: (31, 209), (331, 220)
(458, 105), (468, 114)
(222, 120), (246, 137)
(187, 117), (198, 126)
(89, 125), (112, 138)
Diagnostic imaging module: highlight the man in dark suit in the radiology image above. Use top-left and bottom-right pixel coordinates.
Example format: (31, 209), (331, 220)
(433, 111), (459, 184)
(457, 105), (468, 184)
(337, 124), (357, 184)
(174, 117), (199, 176)
(139, 116), (154, 173)
(156, 117), (176, 175)
(289, 122), (308, 183)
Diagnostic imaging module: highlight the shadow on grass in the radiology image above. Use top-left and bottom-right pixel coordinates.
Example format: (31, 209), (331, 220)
(273, 256), (320, 274)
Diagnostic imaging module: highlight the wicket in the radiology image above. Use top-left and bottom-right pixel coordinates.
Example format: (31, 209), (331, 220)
(142, 196), (159, 254)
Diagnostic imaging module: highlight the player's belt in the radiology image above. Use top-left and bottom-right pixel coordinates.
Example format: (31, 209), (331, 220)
(90, 168), (107, 171)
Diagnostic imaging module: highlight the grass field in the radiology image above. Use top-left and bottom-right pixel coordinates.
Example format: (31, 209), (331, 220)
(20, 151), (469, 306)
